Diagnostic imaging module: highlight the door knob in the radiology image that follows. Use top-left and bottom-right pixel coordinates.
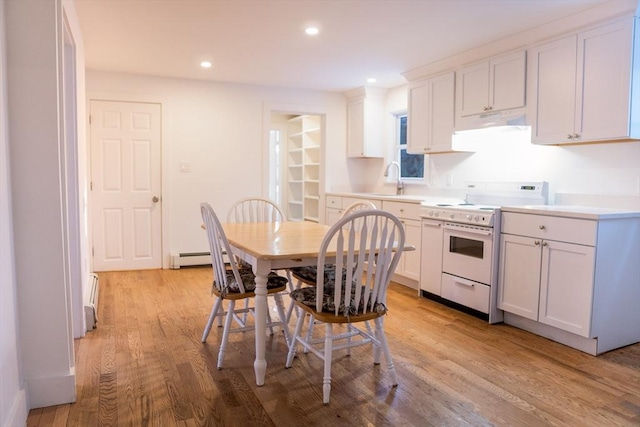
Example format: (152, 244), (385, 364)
(152, 196), (160, 203)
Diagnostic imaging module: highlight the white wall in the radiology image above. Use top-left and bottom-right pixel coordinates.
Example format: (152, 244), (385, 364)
(86, 71), (348, 256)
(0, 1), (28, 425)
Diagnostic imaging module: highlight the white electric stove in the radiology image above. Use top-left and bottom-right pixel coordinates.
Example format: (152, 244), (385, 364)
(419, 182), (548, 323)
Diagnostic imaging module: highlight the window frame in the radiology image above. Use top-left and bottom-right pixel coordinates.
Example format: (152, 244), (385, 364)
(393, 112), (425, 181)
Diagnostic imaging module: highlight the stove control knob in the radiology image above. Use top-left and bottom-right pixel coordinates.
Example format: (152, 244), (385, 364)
(474, 215), (480, 222)
(427, 210), (433, 217)
(434, 211), (439, 217)
(450, 214), (455, 219)
(466, 214), (472, 220)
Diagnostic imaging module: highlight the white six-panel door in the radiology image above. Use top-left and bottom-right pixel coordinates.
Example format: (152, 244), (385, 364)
(90, 100), (162, 271)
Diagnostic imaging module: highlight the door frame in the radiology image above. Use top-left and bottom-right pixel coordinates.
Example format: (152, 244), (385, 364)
(262, 102), (327, 222)
(87, 91), (171, 269)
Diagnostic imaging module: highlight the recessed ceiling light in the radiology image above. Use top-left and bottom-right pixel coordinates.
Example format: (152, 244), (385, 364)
(367, 78), (377, 83)
(305, 26), (319, 36)
(200, 61), (212, 68)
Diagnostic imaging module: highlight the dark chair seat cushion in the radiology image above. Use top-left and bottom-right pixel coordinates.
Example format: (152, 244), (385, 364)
(289, 265), (343, 285)
(290, 282), (386, 317)
(214, 267), (288, 295)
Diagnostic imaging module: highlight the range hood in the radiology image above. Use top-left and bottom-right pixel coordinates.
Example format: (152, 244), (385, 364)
(454, 108), (528, 134)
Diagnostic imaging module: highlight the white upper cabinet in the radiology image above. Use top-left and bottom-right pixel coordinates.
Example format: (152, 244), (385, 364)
(529, 17), (640, 145)
(346, 87), (387, 158)
(407, 72), (455, 154)
(455, 50), (526, 119)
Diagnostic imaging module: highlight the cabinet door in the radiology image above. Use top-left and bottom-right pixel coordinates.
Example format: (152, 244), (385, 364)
(576, 19), (635, 141)
(428, 73), (456, 152)
(408, 73), (455, 154)
(538, 240), (595, 337)
(420, 219), (444, 295)
(498, 234), (541, 320)
(407, 80), (429, 154)
(490, 51), (526, 112)
(456, 62), (489, 117)
(400, 218), (421, 281)
(529, 35), (578, 144)
(347, 99), (365, 157)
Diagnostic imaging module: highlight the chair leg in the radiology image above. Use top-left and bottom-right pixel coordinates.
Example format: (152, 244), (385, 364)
(266, 306), (275, 336)
(215, 297), (224, 327)
(202, 295), (224, 342)
(322, 322), (333, 405)
(241, 298), (250, 324)
(273, 293), (291, 347)
(217, 300), (236, 369)
(286, 307), (306, 368)
(374, 317), (398, 387)
(285, 278), (303, 324)
(304, 314), (314, 354)
(368, 320), (381, 364)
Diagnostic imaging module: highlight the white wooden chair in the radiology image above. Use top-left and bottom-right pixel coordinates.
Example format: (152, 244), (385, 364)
(225, 197), (291, 329)
(200, 202), (290, 369)
(285, 200), (377, 324)
(285, 209), (405, 404)
(227, 197), (286, 224)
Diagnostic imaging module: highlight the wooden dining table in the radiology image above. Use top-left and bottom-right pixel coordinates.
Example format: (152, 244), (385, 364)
(221, 220), (334, 386)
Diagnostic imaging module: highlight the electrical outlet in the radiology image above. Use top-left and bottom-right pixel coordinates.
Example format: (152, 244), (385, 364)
(179, 162), (191, 173)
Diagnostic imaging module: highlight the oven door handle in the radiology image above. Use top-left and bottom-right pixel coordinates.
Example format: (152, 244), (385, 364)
(444, 223), (492, 237)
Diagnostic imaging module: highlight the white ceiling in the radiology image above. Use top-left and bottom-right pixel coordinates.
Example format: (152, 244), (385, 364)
(74, 0), (615, 92)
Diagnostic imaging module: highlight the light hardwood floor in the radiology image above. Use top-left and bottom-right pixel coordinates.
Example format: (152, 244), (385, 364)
(27, 268), (639, 426)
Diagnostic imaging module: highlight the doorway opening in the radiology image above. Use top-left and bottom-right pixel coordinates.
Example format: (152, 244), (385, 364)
(269, 112), (323, 222)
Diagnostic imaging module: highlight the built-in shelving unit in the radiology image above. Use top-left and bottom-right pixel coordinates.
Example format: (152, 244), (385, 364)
(287, 115), (321, 222)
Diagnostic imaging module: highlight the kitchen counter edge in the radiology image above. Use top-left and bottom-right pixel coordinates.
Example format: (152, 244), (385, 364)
(501, 205), (640, 220)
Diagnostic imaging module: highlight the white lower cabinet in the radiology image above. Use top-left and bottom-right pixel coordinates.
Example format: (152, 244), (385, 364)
(499, 232), (595, 336)
(419, 218), (443, 295)
(382, 201), (422, 282)
(498, 209), (640, 355)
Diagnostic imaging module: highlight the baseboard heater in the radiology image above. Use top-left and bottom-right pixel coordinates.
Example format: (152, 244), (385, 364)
(84, 273), (99, 331)
(170, 252), (211, 269)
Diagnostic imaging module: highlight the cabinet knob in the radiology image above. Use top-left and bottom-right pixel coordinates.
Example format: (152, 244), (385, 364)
(539, 225), (545, 230)
(573, 133), (580, 139)
(534, 240), (541, 245)
(567, 134), (574, 139)
(542, 241), (548, 247)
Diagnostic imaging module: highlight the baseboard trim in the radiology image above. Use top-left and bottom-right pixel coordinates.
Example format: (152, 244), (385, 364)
(3, 388), (28, 427)
(28, 369), (76, 409)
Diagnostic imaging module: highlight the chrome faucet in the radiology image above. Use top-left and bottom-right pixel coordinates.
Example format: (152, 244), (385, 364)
(384, 161), (404, 195)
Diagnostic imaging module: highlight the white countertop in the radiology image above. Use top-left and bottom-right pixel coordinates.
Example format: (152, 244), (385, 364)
(501, 205), (640, 220)
(327, 192), (428, 203)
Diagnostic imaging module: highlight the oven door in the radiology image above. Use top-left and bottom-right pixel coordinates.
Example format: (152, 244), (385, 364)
(442, 222), (494, 285)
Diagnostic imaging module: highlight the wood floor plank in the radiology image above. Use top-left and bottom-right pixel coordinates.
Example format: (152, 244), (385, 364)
(26, 269), (640, 426)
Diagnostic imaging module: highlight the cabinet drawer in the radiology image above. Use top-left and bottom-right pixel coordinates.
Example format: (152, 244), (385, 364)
(502, 212), (597, 246)
(326, 196), (342, 208)
(441, 273), (490, 314)
(382, 201), (421, 219)
(342, 197), (381, 209)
